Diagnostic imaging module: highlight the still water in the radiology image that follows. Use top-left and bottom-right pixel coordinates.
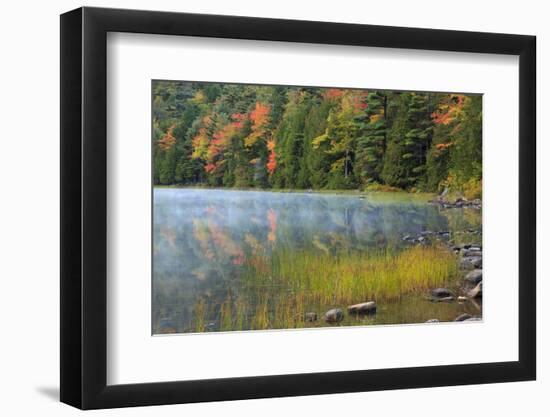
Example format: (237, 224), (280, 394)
(153, 188), (482, 334)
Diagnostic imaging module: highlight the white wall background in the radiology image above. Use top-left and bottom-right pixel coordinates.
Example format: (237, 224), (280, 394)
(0, 0), (545, 415)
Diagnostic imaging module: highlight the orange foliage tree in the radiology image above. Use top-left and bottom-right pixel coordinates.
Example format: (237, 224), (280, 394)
(158, 124), (177, 151)
(244, 102), (270, 147)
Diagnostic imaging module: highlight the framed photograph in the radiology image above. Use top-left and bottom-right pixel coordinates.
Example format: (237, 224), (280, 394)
(60, 6), (536, 409)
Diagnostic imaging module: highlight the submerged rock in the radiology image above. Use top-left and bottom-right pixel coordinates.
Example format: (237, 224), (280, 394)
(464, 269), (483, 286)
(347, 301), (377, 315)
(305, 312), (318, 322)
(425, 319), (440, 323)
(457, 296), (468, 302)
(467, 282), (482, 298)
(324, 308), (344, 323)
(454, 313), (473, 321)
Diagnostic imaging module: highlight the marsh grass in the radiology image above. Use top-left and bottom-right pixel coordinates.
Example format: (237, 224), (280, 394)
(193, 298), (207, 333)
(191, 244), (459, 332)
(245, 244), (459, 304)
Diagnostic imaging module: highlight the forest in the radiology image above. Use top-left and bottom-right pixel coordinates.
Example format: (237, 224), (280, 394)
(153, 81), (482, 198)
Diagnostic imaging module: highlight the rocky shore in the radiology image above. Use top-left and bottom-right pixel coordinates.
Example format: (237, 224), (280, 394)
(429, 195), (482, 210)
(427, 241), (482, 321)
(307, 227), (483, 326)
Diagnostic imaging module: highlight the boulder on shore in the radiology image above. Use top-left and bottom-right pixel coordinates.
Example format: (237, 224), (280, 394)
(324, 308), (344, 323)
(454, 313), (473, 322)
(464, 269), (483, 286)
(460, 256), (483, 270)
(467, 282), (482, 298)
(347, 301), (377, 315)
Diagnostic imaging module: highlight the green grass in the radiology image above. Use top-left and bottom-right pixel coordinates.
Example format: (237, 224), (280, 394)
(190, 244), (460, 332)
(244, 244), (459, 304)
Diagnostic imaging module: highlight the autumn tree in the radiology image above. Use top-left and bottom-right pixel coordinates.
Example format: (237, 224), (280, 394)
(152, 80), (481, 196)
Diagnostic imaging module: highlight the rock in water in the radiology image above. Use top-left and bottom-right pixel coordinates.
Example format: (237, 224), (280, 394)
(425, 319), (440, 323)
(467, 282), (482, 298)
(431, 288), (452, 298)
(454, 313), (473, 321)
(347, 301), (377, 315)
(305, 312), (318, 322)
(324, 308), (344, 323)
(464, 317), (482, 322)
(464, 269), (483, 286)
(436, 296), (455, 302)
(460, 256), (483, 270)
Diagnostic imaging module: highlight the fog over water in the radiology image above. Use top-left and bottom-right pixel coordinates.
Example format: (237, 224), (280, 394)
(152, 188), (482, 334)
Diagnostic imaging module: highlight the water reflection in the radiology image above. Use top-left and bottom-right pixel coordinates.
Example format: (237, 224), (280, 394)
(153, 188), (481, 334)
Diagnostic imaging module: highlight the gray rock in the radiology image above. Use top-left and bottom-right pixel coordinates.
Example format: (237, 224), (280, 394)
(463, 249), (482, 257)
(460, 256), (482, 270)
(431, 288), (452, 298)
(425, 319), (440, 323)
(305, 312), (318, 322)
(467, 282), (482, 298)
(464, 317), (482, 322)
(324, 308), (344, 323)
(347, 301), (377, 315)
(454, 313), (472, 321)
(464, 269), (483, 286)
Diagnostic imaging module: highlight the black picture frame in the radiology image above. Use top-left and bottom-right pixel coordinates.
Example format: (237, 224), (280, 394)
(60, 6), (536, 410)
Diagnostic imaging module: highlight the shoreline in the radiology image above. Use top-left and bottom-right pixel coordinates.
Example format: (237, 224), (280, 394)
(153, 184), (440, 201)
(154, 185), (483, 205)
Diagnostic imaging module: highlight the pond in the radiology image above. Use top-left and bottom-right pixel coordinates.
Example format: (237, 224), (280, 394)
(152, 188), (482, 334)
